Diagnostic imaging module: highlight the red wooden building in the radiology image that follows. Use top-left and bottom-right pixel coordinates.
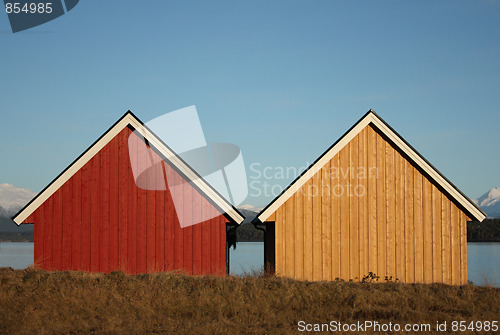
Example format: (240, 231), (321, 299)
(13, 111), (244, 275)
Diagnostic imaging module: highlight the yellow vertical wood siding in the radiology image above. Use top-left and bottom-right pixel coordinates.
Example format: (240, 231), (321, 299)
(271, 124), (468, 285)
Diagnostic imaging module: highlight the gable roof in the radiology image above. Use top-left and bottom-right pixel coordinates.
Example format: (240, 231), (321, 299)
(12, 111), (245, 226)
(253, 109), (486, 224)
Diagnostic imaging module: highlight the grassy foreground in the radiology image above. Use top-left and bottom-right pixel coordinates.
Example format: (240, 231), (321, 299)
(1, 268), (499, 334)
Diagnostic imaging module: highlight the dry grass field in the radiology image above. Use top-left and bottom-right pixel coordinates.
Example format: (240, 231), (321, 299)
(1, 267), (499, 334)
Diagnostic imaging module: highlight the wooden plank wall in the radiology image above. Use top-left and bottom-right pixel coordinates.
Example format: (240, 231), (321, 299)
(272, 124), (468, 285)
(26, 127), (227, 275)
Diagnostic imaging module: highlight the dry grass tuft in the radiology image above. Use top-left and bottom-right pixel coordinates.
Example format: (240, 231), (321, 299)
(0, 267), (499, 334)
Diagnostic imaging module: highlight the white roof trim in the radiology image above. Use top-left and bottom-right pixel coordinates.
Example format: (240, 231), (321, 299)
(256, 111), (486, 223)
(13, 112), (244, 225)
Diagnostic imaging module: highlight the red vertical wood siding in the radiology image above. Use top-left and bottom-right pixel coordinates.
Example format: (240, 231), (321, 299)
(25, 127), (228, 276)
(183, 183), (193, 274)
(163, 161), (174, 271)
(44, 196), (53, 270)
(81, 163), (91, 272)
(136, 137), (148, 274)
(90, 154), (100, 273)
(53, 188), (63, 270)
(33, 208), (43, 268)
(109, 137), (119, 271)
(155, 167), (165, 271)
(61, 181), (72, 270)
(72, 170), (82, 270)
(128, 134), (138, 275)
(99, 144), (110, 273)
(117, 131), (128, 272)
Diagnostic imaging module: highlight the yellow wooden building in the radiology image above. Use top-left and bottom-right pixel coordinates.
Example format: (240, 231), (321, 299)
(252, 110), (486, 285)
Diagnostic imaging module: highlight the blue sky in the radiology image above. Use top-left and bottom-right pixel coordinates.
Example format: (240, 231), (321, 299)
(0, 0), (499, 207)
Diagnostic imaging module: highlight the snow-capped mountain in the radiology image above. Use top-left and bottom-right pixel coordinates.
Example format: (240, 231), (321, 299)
(237, 204), (264, 224)
(237, 204), (264, 213)
(0, 184), (36, 232)
(0, 183), (36, 217)
(475, 187), (500, 218)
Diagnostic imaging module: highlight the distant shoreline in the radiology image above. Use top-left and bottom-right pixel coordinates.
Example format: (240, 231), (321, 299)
(0, 232), (34, 243)
(1, 218), (498, 243)
(1, 238), (499, 243)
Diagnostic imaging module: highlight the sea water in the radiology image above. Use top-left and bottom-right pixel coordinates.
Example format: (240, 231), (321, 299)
(1, 242), (498, 287)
